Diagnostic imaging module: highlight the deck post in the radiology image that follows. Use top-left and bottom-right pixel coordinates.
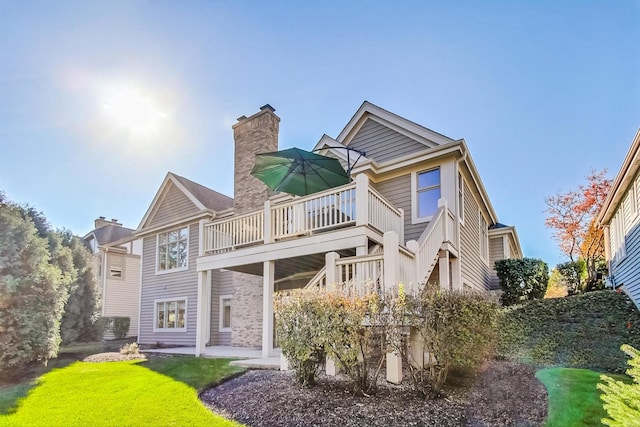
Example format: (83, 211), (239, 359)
(199, 219), (206, 256)
(383, 231), (400, 291)
(325, 252), (339, 286)
(355, 174), (369, 227)
(195, 271), (208, 357)
(438, 250), (450, 290)
(386, 352), (402, 384)
(406, 239), (419, 293)
(262, 260), (275, 358)
(438, 198), (449, 242)
(264, 200), (272, 244)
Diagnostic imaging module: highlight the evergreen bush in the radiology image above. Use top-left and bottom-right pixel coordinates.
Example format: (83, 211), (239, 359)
(598, 345), (640, 427)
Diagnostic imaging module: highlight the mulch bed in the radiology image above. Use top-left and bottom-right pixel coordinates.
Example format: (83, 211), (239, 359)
(201, 359), (547, 427)
(82, 353), (147, 363)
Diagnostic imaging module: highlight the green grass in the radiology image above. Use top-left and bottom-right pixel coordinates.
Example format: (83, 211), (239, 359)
(143, 356), (244, 390)
(0, 358), (244, 427)
(536, 367), (631, 427)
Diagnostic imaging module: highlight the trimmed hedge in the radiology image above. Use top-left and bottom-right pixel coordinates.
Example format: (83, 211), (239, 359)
(497, 290), (640, 373)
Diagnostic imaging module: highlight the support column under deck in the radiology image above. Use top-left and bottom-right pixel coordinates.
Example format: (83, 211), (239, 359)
(262, 260), (275, 358)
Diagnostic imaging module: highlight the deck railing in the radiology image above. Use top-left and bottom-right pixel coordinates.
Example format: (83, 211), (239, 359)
(414, 200), (452, 282)
(271, 184), (357, 240)
(202, 210), (264, 253)
(202, 175), (403, 253)
(367, 186), (404, 240)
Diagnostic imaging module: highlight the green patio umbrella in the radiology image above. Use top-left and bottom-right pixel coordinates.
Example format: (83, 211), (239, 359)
(251, 147), (351, 196)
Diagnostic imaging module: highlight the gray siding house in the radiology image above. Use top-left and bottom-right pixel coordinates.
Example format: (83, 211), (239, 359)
(135, 102), (523, 356)
(598, 129), (640, 309)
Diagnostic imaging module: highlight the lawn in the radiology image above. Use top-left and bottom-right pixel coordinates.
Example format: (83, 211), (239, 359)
(0, 357), (245, 427)
(536, 367), (631, 427)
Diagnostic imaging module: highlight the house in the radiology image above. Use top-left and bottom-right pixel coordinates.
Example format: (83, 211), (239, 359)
(84, 217), (142, 337)
(597, 129), (640, 309)
(134, 102), (523, 357)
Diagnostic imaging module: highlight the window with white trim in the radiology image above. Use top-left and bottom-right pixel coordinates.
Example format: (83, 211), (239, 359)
(155, 298), (187, 331)
(479, 213), (488, 262)
(220, 295), (232, 332)
(415, 168), (441, 220)
(157, 226), (188, 272)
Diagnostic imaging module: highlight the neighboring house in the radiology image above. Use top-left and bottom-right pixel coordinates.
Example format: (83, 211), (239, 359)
(488, 223), (523, 290)
(135, 102), (523, 356)
(84, 217), (142, 338)
(597, 129), (640, 309)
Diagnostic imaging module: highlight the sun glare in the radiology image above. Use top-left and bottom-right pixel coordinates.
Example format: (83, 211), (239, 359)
(101, 82), (166, 137)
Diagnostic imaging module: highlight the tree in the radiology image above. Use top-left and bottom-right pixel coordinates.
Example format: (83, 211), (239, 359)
(495, 258), (549, 306)
(0, 202), (68, 375)
(545, 169), (611, 291)
(556, 259), (587, 296)
(59, 232), (101, 344)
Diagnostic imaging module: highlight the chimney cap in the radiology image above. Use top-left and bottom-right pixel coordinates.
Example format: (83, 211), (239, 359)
(236, 115), (247, 121)
(260, 104), (275, 113)
(99, 216), (106, 220)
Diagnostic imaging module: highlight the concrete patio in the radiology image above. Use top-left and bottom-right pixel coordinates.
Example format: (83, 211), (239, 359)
(143, 346), (281, 370)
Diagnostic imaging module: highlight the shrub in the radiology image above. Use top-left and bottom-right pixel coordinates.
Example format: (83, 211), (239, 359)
(598, 345), (640, 427)
(497, 290), (640, 372)
(274, 291), (326, 386)
(111, 317), (131, 340)
(405, 285), (498, 397)
(320, 291), (387, 396)
(120, 342), (140, 355)
(275, 284), (498, 399)
(495, 258), (548, 306)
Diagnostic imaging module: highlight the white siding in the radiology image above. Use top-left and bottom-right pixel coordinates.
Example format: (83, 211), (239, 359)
(460, 181), (491, 291)
(488, 237), (504, 290)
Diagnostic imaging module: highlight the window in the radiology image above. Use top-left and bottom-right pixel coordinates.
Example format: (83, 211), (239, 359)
(155, 298), (187, 331)
(157, 226), (188, 272)
(109, 254), (124, 279)
(479, 212), (488, 262)
(412, 168), (441, 222)
(220, 296), (232, 332)
(458, 172), (465, 224)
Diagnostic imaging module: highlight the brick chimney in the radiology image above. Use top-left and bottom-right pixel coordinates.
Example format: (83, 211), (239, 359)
(232, 104), (280, 213)
(94, 217), (122, 229)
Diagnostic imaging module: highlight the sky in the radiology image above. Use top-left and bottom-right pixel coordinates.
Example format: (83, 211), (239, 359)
(1, 1), (638, 269)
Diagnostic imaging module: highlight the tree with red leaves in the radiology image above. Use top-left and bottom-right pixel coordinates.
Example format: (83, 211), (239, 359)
(545, 169), (612, 292)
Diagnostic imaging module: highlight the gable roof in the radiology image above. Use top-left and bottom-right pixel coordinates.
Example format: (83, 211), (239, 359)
(336, 101), (455, 148)
(171, 174), (234, 211)
(85, 224), (135, 246)
(137, 172), (233, 231)
(597, 129), (640, 225)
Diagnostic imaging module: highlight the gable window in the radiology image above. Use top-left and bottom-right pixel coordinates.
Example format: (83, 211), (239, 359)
(220, 295), (232, 332)
(155, 298), (187, 331)
(479, 213), (488, 262)
(157, 226), (188, 272)
(412, 167), (441, 223)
